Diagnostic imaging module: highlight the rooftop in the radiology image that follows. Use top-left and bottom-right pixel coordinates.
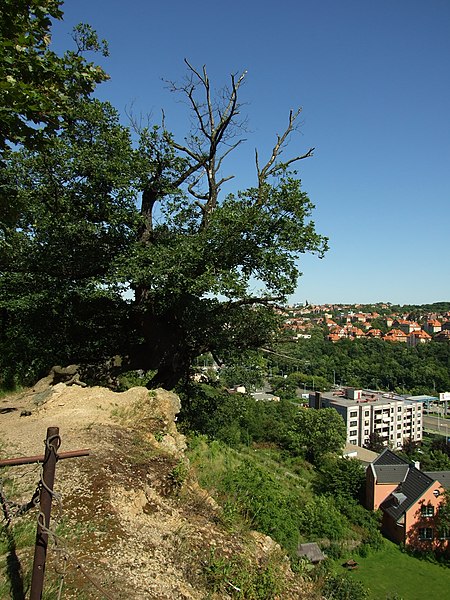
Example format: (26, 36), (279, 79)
(319, 388), (426, 408)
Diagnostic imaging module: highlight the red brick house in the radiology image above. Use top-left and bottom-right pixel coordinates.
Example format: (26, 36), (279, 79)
(366, 449), (450, 551)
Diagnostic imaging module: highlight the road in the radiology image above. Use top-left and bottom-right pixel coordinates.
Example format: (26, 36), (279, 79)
(423, 413), (450, 437)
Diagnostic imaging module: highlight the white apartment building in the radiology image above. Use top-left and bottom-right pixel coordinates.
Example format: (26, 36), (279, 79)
(309, 388), (423, 449)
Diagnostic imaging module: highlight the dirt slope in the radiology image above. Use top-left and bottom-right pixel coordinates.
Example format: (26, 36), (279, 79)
(0, 384), (316, 599)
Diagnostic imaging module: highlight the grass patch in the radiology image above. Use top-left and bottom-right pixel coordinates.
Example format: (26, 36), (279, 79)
(202, 547), (286, 599)
(342, 540), (450, 599)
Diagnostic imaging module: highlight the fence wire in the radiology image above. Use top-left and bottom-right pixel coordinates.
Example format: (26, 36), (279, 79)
(1, 449), (115, 600)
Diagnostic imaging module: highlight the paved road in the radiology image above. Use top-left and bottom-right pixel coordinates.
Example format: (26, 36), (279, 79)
(423, 414), (450, 437)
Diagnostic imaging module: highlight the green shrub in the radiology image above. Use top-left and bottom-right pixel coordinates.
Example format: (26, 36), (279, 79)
(322, 572), (369, 600)
(203, 549), (284, 599)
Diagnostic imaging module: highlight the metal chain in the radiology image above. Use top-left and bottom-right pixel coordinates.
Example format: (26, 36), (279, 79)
(0, 478), (41, 523)
(1, 436), (114, 600)
(33, 466), (115, 600)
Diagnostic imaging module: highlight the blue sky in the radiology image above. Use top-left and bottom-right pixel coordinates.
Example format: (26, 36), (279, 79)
(52, 0), (450, 306)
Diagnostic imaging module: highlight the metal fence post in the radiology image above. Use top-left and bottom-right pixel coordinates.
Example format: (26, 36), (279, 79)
(29, 426), (60, 600)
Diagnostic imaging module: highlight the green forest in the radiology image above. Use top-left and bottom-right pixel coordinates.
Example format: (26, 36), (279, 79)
(265, 332), (450, 397)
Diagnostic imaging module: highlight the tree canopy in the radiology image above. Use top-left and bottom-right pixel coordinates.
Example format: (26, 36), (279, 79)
(266, 334), (450, 396)
(0, 8), (328, 390)
(286, 407), (347, 464)
(0, 0), (108, 152)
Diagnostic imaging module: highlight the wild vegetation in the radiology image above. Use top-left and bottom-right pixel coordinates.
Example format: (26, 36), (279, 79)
(265, 332), (450, 397)
(2, 4), (450, 598)
(178, 382), (388, 598)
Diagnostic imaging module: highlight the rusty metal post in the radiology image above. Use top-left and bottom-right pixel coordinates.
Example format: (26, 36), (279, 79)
(30, 427), (60, 600)
(0, 448), (89, 467)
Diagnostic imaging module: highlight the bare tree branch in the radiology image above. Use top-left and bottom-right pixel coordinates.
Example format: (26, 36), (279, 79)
(216, 174), (234, 187)
(168, 61), (248, 228)
(225, 296), (284, 308)
(216, 139), (246, 172)
(171, 140), (204, 163)
(255, 108), (314, 195)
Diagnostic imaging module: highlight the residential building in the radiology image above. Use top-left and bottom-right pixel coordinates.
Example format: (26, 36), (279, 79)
(366, 449), (450, 551)
(434, 330), (450, 342)
(365, 328), (382, 338)
(383, 328), (408, 343)
(309, 388), (423, 449)
(425, 319), (442, 335)
(393, 319), (421, 334)
(407, 329), (432, 347)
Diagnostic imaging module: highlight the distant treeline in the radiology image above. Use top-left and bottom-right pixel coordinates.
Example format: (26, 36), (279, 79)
(268, 333), (450, 396)
(391, 301), (450, 318)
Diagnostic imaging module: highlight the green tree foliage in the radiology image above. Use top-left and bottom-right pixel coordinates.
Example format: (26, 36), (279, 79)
(0, 1), (108, 152)
(397, 433), (450, 471)
(322, 572), (369, 600)
(178, 382), (298, 447)
(285, 407), (347, 464)
(437, 489), (450, 538)
(218, 351), (266, 391)
(297, 496), (350, 541)
(317, 457), (366, 502)
(268, 336), (450, 396)
(268, 370), (330, 402)
(0, 100), (139, 383)
(364, 432), (386, 454)
(1, 44), (328, 388)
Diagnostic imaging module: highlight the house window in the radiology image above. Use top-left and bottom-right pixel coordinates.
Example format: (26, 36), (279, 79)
(439, 529), (450, 540)
(350, 411), (357, 418)
(365, 411), (369, 417)
(350, 421), (357, 427)
(419, 527), (433, 540)
(421, 505), (435, 518)
(349, 430), (357, 438)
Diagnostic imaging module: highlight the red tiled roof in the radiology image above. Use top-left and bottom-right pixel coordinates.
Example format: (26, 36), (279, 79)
(409, 330), (431, 339)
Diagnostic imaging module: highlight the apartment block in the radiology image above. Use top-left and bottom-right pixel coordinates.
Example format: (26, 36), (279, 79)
(309, 388), (423, 449)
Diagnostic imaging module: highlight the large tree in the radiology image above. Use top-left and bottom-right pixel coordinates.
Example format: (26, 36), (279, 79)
(125, 62), (328, 388)
(1, 55), (328, 389)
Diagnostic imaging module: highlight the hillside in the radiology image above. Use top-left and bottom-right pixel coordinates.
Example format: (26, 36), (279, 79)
(0, 383), (316, 599)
